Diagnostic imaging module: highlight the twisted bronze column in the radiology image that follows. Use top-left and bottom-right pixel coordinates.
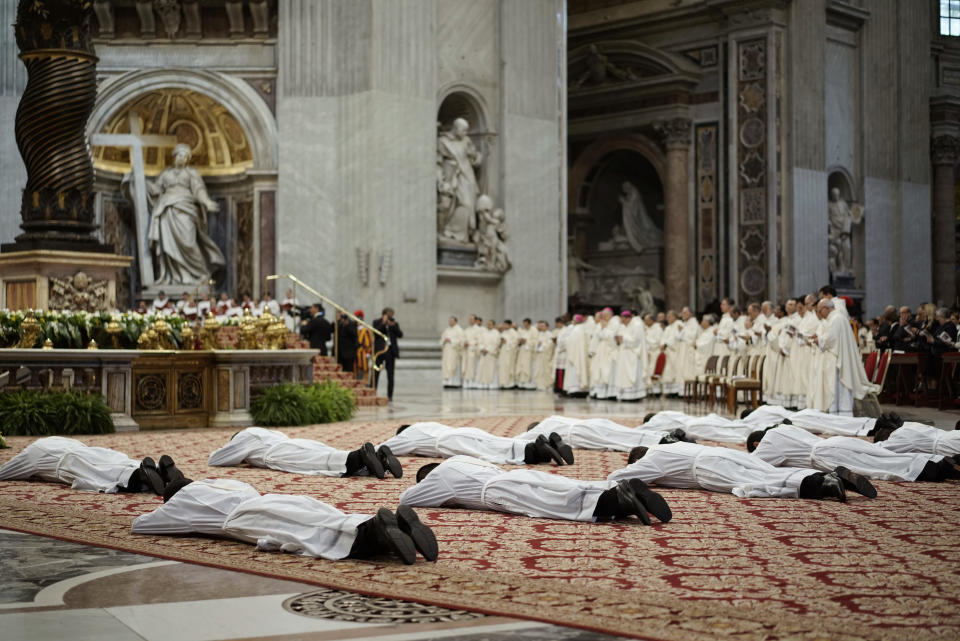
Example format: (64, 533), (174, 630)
(5, 0), (109, 253)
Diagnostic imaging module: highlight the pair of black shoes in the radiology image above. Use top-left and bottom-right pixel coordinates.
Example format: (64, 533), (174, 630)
(593, 479), (672, 525)
(659, 429), (694, 445)
(126, 455), (191, 497)
(870, 413), (904, 441)
(346, 443), (402, 480)
(523, 433), (574, 465)
(798, 466), (877, 502)
(349, 506), (438, 565)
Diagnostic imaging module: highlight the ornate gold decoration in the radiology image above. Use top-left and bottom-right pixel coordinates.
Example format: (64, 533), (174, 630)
(92, 89), (253, 177)
(239, 309), (258, 350)
(42, 338), (54, 350)
(134, 373), (166, 411)
(265, 314), (287, 350)
(106, 319), (122, 348)
(49, 271), (109, 312)
(180, 324), (195, 350)
(201, 313), (220, 350)
(86, 339), (98, 350)
(17, 311), (41, 349)
(177, 371), (203, 410)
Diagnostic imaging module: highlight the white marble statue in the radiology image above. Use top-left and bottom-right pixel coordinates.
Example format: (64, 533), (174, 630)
(618, 182), (662, 252)
(437, 118), (483, 244)
(827, 187), (864, 278)
(474, 195), (510, 272)
(123, 143), (225, 285)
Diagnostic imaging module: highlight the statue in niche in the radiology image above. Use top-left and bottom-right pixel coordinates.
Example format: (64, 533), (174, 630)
(437, 117), (483, 244)
(122, 143), (225, 285)
(618, 181), (662, 251)
(572, 44), (639, 89)
(827, 187), (865, 279)
(473, 195), (511, 272)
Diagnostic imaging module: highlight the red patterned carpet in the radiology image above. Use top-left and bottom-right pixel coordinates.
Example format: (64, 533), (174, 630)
(1, 417), (959, 641)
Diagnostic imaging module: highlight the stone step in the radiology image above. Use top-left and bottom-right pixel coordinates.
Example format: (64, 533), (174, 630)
(394, 338), (441, 370)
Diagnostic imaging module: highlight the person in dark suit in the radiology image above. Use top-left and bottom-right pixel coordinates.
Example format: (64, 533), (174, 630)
(373, 307), (403, 401)
(335, 312), (358, 374)
(300, 304), (332, 356)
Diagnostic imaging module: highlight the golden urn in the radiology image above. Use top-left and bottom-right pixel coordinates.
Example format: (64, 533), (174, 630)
(17, 311), (41, 348)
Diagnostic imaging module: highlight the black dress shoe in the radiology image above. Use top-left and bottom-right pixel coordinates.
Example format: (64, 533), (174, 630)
(395, 505), (438, 561)
(140, 457), (165, 495)
(626, 478), (672, 523)
(377, 445), (403, 479)
(359, 442), (386, 479)
(834, 466), (877, 499)
(534, 435), (565, 465)
(369, 508), (417, 565)
(819, 472), (847, 502)
(547, 433), (575, 465)
(614, 481), (650, 525)
(157, 455), (186, 485)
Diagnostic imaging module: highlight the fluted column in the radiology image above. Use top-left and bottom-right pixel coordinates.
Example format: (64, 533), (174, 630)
(5, 0), (107, 253)
(932, 135), (959, 305)
(657, 118), (692, 311)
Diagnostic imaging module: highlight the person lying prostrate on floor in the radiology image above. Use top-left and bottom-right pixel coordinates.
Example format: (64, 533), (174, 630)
(741, 406), (877, 437)
(608, 441), (874, 501)
(208, 427), (401, 479)
(523, 415), (690, 452)
(132, 478), (438, 565)
(399, 455), (670, 525)
(748, 424), (955, 486)
(640, 411), (753, 444)
(873, 418), (960, 457)
(0, 436), (187, 495)
(379, 421), (576, 466)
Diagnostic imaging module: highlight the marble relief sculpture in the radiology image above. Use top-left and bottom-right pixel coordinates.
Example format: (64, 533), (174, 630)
(437, 117), (483, 244)
(827, 187), (864, 279)
(122, 143), (225, 285)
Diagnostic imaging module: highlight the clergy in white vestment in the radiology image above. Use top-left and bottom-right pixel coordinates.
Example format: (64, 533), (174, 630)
(132, 479), (438, 564)
(378, 421), (574, 466)
(440, 316), (465, 387)
(642, 411), (753, 443)
(208, 427), (401, 479)
(659, 310), (685, 395)
(562, 315), (591, 396)
(514, 319), (538, 389)
(526, 415), (677, 452)
(693, 315), (717, 376)
(552, 317), (571, 392)
(608, 442), (851, 500)
(792, 295), (822, 409)
(808, 299), (875, 415)
(498, 321), (520, 389)
(750, 424), (942, 484)
(533, 320), (557, 390)
(589, 309), (620, 399)
(643, 313), (665, 393)
(676, 307), (702, 383)
(740, 405), (878, 437)
(461, 315), (482, 389)
(400, 455), (670, 524)
(767, 299), (796, 405)
(475, 320), (501, 389)
(614, 311), (647, 401)
(713, 298), (736, 358)
(0, 436), (174, 495)
(876, 421), (960, 457)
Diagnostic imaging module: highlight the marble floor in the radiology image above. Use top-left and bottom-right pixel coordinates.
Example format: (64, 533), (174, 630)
(3, 368), (956, 641)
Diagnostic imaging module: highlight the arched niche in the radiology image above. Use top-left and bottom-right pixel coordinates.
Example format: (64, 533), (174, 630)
(437, 86), (491, 194)
(567, 135), (667, 310)
(827, 166), (864, 289)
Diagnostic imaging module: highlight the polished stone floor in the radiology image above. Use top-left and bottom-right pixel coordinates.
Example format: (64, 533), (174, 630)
(3, 368), (956, 641)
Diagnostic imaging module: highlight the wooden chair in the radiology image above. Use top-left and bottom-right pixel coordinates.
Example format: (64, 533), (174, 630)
(686, 355), (717, 401)
(938, 352), (960, 410)
(863, 350), (879, 382)
(728, 355), (765, 413)
(706, 355), (733, 406)
(650, 352), (667, 395)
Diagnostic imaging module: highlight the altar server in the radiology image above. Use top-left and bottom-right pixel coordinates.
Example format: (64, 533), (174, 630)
(749, 424), (952, 485)
(133, 478), (437, 565)
(609, 441), (870, 501)
(208, 427), (401, 479)
(524, 416), (688, 452)
(379, 422), (574, 466)
(0, 436), (184, 495)
(440, 316), (464, 388)
(400, 455), (670, 525)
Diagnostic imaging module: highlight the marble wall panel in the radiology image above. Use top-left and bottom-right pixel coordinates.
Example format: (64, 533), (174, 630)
(899, 181), (933, 307)
(436, 278), (502, 331)
(824, 37), (857, 177)
(863, 176), (895, 317)
(789, 167), (829, 297)
(437, 0), (499, 95)
(502, 0), (562, 121)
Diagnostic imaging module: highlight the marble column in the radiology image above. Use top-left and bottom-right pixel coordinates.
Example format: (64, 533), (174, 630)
(931, 135), (959, 306)
(658, 118), (692, 311)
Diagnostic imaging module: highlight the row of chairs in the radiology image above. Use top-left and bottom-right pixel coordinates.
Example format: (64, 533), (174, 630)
(683, 353), (765, 413)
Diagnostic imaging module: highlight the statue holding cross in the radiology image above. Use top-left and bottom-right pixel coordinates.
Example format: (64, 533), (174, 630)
(92, 112), (225, 287)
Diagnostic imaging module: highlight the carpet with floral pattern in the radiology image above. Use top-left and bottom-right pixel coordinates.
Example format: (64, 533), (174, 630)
(0, 416), (958, 641)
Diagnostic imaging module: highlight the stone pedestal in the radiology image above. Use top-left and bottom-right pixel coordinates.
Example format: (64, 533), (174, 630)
(0, 250), (132, 311)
